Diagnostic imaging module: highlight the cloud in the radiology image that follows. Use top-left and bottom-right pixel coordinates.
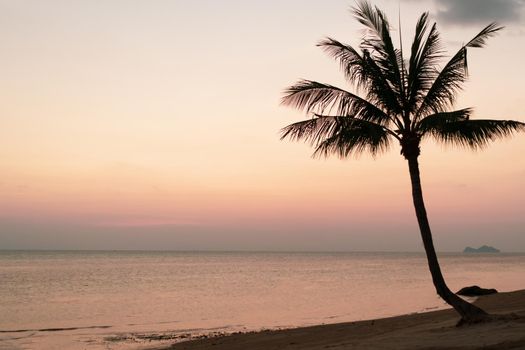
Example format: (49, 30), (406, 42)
(435, 0), (525, 25)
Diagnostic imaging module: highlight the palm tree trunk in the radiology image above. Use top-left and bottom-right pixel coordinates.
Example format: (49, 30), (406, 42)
(406, 155), (488, 323)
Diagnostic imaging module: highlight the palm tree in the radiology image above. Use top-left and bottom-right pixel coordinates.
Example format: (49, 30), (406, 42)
(280, 1), (525, 324)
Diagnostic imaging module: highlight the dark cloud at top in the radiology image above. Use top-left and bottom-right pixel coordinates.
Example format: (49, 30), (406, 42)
(436, 0), (525, 26)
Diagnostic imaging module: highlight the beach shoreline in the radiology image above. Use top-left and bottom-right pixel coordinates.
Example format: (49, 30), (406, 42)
(157, 289), (525, 350)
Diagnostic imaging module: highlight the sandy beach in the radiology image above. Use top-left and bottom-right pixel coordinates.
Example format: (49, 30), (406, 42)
(161, 290), (525, 350)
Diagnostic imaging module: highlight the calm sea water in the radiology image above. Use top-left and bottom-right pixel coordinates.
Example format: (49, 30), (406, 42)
(1, 251), (524, 350)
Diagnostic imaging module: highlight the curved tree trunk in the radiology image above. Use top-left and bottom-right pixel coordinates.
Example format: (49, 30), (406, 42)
(407, 155), (488, 324)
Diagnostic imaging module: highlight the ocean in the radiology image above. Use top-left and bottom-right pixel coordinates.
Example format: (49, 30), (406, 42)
(1, 251), (524, 350)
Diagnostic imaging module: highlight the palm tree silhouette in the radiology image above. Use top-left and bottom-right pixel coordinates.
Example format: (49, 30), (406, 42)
(281, 1), (525, 324)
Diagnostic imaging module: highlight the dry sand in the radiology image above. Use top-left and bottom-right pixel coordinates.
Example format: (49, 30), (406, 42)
(160, 290), (525, 350)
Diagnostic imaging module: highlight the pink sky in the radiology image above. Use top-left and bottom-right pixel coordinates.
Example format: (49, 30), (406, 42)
(0, 0), (524, 251)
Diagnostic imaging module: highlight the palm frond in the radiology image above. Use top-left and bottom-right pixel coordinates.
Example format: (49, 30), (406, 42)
(361, 50), (404, 116)
(317, 37), (404, 117)
(420, 117), (525, 149)
(280, 115), (393, 158)
(416, 47), (466, 116)
(407, 13), (443, 113)
(351, 0), (386, 37)
(417, 23), (503, 118)
(352, 1), (405, 111)
(466, 22), (502, 48)
(317, 38), (368, 89)
(281, 80), (395, 126)
(417, 108), (473, 133)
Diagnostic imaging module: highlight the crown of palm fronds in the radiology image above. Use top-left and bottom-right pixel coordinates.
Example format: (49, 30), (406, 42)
(281, 0), (524, 158)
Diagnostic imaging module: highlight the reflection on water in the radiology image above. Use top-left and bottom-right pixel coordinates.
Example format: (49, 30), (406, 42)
(1, 251), (524, 349)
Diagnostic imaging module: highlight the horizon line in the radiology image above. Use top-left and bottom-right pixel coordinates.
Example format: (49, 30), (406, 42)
(0, 249), (521, 254)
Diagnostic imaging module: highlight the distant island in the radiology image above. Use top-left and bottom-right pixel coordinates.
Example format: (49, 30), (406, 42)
(463, 245), (500, 253)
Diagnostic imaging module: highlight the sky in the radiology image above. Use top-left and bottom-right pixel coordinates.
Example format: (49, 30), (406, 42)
(0, 0), (524, 252)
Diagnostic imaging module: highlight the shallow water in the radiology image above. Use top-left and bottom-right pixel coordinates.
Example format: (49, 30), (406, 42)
(1, 251), (524, 349)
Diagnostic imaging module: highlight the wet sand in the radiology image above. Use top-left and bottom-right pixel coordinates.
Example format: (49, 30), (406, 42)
(159, 290), (525, 350)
